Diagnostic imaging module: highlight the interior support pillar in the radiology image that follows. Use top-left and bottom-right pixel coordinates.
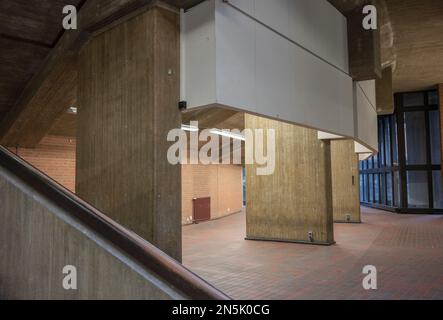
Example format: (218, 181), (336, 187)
(245, 114), (334, 245)
(331, 140), (361, 223)
(439, 84), (443, 188)
(76, 7), (182, 261)
(345, 2), (382, 80)
(376, 66), (394, 115)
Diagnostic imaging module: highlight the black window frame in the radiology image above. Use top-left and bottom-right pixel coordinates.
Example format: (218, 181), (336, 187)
(360, 89), (443, 214)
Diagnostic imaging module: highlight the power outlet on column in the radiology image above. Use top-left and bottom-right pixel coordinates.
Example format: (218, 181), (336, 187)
(346, 214), (351, 223)
(308, 231), (314, 242)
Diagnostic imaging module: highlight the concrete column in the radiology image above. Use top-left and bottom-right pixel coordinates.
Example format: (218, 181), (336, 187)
(439, 84), (443, 188)
(376, 66), (394, 115)
(331, 140), (361, 223)
(76, 8), (182, 261)
(245, 114), (334, 245)
(346, 3), (382, 81)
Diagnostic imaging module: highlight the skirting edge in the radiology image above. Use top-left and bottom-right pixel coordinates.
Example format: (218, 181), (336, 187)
(333, 220), (362, 224)
(245, 236), (336, 246)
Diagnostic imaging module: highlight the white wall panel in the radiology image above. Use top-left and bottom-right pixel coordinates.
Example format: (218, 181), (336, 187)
(249, 0), (349, 72)
(215, 0), (354, 137)
(289, 42), (354, 136)
(255, 0), (290, 36)
(287, 0), (349, 72)
(228, 0), (255, 15)
(182, 0), (216, 108)
(355, 81), (378, 151)
(215, 0), (256, 110)
(358, 80), (376, 108)
(182, 0), (377, 151)
(254, 24), (292, 121)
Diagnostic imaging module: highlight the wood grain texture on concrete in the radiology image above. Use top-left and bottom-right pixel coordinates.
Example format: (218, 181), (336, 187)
(0, 54), (77, 148)
(330, 0), (443, 92)
(340, 0), (382, 81)
(245, 114), (334, 245)
(0, 0), (204, 136)
(331, 140), (361, 223)
(439, 84), (443, 188)
(49, 113), (77, 138)
(76, 8), (182, 261)
(385, 0), (443, 92)
(376, 66), (394, 115)
(0, 165), (182, 300)
(0, 0), (83, 124)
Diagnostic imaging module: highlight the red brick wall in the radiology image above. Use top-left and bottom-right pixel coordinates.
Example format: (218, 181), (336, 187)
(9, 136), (243, 224)
(182, 164), (243, 225)
(11, 135), (76, 192)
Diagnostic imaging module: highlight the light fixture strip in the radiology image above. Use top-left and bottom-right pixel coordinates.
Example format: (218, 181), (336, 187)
(181, 124), (199, 132)
(209, 129), (245, 141)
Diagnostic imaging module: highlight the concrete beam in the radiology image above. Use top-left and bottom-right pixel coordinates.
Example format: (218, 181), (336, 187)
(329, 0), (383, 80)
(331, 140), (361, 223)
(347, 2), (382, 80)
(182, 107), (239, 130)
(376, 66), (394, 115)
(0, 0), (161, 148)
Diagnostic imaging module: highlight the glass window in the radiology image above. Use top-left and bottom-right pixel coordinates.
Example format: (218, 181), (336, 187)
(392, 116), (399, 165)
(394, 171), (400, 207)
(379, 122), (385, 167)
(363, 174), (368, 202)
(405, 112), (427, 165)
(380, 173), (386, 205)
(374, 174), (380, 203)
(360, 175), (364, 202)
(358, 100), (439, 211)
(430, 110), (441, 165)
(433, 171), (443, 209)
(387, 173), (393, 206)
(407, 171), (429, 208)
(428, 91), (439, 105)
(385, 117), (392, 166)
(403, 92), (424, 107)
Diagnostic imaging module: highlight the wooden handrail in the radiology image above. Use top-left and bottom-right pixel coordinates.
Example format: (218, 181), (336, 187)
(0, 145), (230, 300)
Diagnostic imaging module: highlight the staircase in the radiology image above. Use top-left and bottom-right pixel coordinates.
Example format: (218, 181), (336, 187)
(0, 146), (229, 300)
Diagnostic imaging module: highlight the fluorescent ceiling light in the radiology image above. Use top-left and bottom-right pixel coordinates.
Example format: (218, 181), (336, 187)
(181, 124), (199, 132)
(67, 107), (77, 114)
(209, 128), (245, 141)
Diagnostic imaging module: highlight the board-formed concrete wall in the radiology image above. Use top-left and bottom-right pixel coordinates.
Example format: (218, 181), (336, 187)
(76, 8), (182, 261)
(245, 114), (334, 245)
(0, 165), (181, 299)
(331, 139), (361, 223)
